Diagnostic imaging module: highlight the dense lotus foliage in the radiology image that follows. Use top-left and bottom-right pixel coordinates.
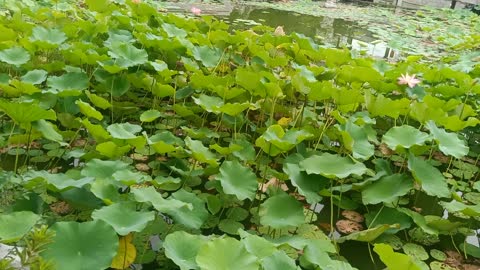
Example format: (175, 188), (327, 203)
(0, 0), (479, 269)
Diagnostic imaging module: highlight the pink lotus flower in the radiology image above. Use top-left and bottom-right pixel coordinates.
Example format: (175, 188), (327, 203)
(398, 73), (421, 88)
(132, 0), (141, 3)
(190, 7), (201, 16)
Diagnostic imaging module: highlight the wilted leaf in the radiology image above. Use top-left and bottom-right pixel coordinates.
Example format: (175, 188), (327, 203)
(111, 234), (136, 269)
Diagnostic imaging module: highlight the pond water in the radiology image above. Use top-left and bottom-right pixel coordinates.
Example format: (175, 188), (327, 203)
(164, 2), (400, 60)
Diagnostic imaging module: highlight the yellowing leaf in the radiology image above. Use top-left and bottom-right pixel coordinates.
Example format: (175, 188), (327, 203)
(277, 117), (291, 126)
(111, 234), (136, 269)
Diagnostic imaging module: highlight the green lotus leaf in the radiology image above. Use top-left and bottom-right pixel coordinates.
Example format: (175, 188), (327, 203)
(21, 69), (48, 84)
(192, 45), (222, 68)
(365, 93), (410, 119)
(439, 200), (480, 217)
(108, 43), (148, 68)
(32, 119), (64, 144)
(47, 72), (89, 92)
(112, 169), (151, 185)
(90, 180), (121, 205)
(398, 208), (438, 235)
(460, 243), (480, 259)
(407, 154), (450, 198)
(302, 240), (334, 266)
(259, 194), (305, 229)
(430, 261), (456, 270)
(239, 230), (277, 259)
(323, 260), (359, 270)
(300, 153), (367, 179)
(25, 170), (94, 191)
(85, 0), (111, 12)
(0, 25), (15, 42)
(430, 249), (447, 261)
(85, 92), (112, 110)
(283, 158), (327, 204)
(193, 94), (223, 114)
(374, 244), (422, 270)
(382, 125), (431, 150)
(82, 118), (112, 141)
(365, 207), (412, 234)
(262, 251), (298, 270)
(426, 120), (469, 158)
(81, 158), (129, 179)
(256, 125), (313, 156)
(0, 100), (56, 123)
(42, 220), (118, 270)
(338, 224), (396, 243)
(0, 47), (30, 66)
(162, 23), (187, 38)
(0, 211), (40, 243)
(424, 215), (463, 232)
(96, 141), (131, 158)
(76, 100), (103, 121)
(362, 174), (413, 204)
(196, 237), (259, 270)
(133, 187), (208, 229)
(131, 186), (192, 212)
(30, 26), (67, 46)
(92, 202), (155, 235)
(0, 73), (9, 84)
(338, 120), (375, 160)
(152, 84), (175, 98)
(218, 219), (244, 235)
(168, 189), (209, 230)
(403, 243), (429, 261)
(107, 123), (142, 139)
(140, 109), (162, 122)
(185, 137), (218, 167)
(164, 231), (208, 270)
(216, 160), (258, 201)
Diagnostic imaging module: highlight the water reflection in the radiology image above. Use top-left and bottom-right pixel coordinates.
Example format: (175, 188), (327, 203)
(226, 6), (399, 60)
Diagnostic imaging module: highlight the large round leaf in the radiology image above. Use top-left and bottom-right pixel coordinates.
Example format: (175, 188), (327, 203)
(284, 158), (328, 204)
(0, 100), (56, 123)
(426, 120), (468, 159)
(216, 160), (258, 201)
(407, 154), (450, 198)
(92, 202), (155, 235)
(164, 231), (208, 270)
(30, 26), (67, 45)
(47, 72), (89, 92)
(365, 207), (412, 234)
(0, 47), (30, 66)
(300, 153), (367, 179)
(0, 211), (40, 243)
(107, 123), (142, 139)
(81, 159), (129, 179)
(196, 237), (259, 270)
(382, 125), (430, 150)
(362, 174), (413, 204)
(168, 189), (209, 230)
(373, 243), (422, 270)
(262, 251), (297, 270)
(107, 43), (148, 68)
(42, 220), (119, 270)
(21, 69), (48, 84)
(259, 194), (305, 229)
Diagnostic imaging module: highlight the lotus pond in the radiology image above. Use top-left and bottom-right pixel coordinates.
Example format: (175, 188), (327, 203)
(0, 0), (479, 270)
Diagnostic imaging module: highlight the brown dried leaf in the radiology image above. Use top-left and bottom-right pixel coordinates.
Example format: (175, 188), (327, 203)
(336, 219), (363, 234)
(341, 210), (364, 223)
